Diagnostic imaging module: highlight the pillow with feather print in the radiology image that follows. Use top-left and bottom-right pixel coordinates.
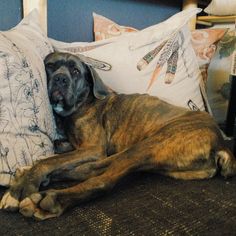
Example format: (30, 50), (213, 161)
(0, 10), (57, 186)
(93, 12), (227, 87)
(51, 8), (206, 111)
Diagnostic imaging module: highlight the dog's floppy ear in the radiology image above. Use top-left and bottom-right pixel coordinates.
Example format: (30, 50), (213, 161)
(44, 52), (54, 63)
(86, 65), (110, 100)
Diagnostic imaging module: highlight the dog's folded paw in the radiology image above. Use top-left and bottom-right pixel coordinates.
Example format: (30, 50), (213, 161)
(19, 193), (43, 218)
(54, 139), (75, 154)
(19, 191), (63, 220)
(0, 191), (19, 211)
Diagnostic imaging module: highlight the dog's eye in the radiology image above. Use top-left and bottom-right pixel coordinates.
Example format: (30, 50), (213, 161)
(46, 63), (54, 70)
(72, 68), (80, 75)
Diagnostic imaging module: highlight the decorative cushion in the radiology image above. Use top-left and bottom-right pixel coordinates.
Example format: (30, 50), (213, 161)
(51, 8), (206, 111)
(0, 10), (57, 186)
(93, 12), (227, 86)
(206, 29), (236, 123)
(191, 28), (227, 85)
(93, 13), (137, 41)
(204, 0), (236, 16)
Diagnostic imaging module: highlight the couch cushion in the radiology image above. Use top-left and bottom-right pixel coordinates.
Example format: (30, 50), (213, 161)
(0, 10), (57, 186)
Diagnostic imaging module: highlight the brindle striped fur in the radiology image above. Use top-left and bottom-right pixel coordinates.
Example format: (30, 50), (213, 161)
(1, 52), (236, 220)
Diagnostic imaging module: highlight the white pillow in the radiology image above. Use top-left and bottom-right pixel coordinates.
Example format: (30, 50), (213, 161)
(204, 0), (236, 15)
(0, 10), (57, 186)
(51, 8), (206, 111)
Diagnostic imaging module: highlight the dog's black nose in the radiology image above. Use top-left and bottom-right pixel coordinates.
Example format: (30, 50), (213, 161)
(53, 74), (70, 87)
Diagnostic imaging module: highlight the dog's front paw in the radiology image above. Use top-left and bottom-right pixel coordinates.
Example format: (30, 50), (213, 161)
(0, 166), (38, 212)
(19, 190), (64, 220)
(54, 139), (75, 154)
(0, 191), (20, 211)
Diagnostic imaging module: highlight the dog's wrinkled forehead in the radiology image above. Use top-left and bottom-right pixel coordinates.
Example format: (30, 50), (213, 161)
(45, 52), (86, 73)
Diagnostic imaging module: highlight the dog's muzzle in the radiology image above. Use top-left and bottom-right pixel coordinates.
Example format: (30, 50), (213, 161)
(49, 73), (71, 113)
(52, 73), (70, 88)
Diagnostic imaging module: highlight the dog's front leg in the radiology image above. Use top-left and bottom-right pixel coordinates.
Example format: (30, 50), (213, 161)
(0, 147), (103, 212)
(17, 148), (150, 220)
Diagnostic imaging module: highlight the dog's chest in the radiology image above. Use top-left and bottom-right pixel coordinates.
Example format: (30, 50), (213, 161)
(65, 110), (105, 148)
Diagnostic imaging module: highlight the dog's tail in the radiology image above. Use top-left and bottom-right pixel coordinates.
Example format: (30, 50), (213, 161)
(216, 148), (236, 178)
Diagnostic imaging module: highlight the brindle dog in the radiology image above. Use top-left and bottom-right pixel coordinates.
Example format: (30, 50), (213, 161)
(1, 52), (236, 220)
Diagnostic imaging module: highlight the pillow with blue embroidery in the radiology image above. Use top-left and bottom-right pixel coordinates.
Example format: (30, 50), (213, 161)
(0, 10), (57, 186)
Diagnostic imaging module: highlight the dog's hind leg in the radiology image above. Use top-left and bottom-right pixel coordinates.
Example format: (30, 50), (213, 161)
(216, 149), (236, 178)
(164, 147), (236, 180)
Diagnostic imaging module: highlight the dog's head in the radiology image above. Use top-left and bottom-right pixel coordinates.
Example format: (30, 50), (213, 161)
(44, 52), (110, 117)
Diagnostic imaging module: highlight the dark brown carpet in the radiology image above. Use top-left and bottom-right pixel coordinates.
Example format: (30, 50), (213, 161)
(0, 172), (236, 236)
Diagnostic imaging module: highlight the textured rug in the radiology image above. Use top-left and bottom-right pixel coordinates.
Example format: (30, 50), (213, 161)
(0, 172), (236, 236)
